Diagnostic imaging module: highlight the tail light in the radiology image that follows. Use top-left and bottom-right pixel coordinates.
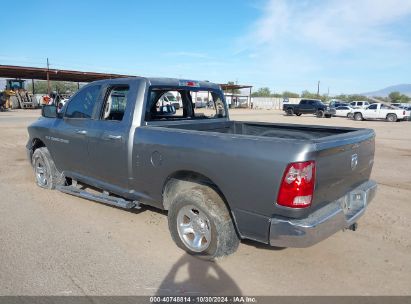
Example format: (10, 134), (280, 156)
(277, 161), (316, 208)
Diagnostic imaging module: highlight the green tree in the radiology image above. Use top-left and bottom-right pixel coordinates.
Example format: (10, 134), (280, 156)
(389, 91), (409, 103)
(251, 87), (272, 97)
(28, 80), (80, 95)
(334, 94), (349, 101)
(388, 91), (401, 102)
(282, 91), (299, 98)
(333, 94), (371, 103)
(301, 90), (318, 99)
(346, 94), (370, 102)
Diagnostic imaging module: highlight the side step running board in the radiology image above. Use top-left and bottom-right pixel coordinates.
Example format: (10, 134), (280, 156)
(56, 185), (141, 209)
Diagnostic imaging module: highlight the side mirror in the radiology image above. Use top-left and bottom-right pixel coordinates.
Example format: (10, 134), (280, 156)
(41, 105), (57, 118)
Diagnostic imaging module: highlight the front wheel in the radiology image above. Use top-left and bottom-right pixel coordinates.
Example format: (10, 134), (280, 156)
(316, 110), (324, 118)
(168, 185), (240, 260)
(32, 147), (65, 189)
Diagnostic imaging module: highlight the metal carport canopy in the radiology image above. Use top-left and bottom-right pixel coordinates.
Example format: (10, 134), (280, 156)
(0, 65), (252, 91)
(0, 65), (134, 83)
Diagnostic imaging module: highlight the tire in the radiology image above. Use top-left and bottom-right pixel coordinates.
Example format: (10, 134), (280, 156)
(32, 147), (65, 189)
(168, 185), (240, 260)
(316, 110), (324, 118)
(10, 96), (20, 109)
(386, 114), (397, 122)
(354, 113), (363, 121)
(296, 113), (302, 116)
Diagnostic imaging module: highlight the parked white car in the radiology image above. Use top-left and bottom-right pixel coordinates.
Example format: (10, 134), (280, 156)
(334, 106), (354, 117)
(391, 103), (411, 109)
(352, 103), (409, 122)
(350, 101), (370, 109)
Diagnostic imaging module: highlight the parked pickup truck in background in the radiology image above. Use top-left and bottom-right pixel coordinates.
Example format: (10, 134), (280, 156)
(352, 103), (409, 122)
(27, 77), (377, 259)
(283, 99), (336, 118)
(350, 101), (370, 109)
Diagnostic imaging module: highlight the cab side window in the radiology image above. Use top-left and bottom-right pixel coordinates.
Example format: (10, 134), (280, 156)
(101, 85), (129, 121)
(368, 104), (378, 110)
(65, 85), (101, 119)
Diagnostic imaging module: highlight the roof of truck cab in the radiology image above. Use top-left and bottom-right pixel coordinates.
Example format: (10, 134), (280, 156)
(146, 77), (221, 90)
(63, 76), (221, 90)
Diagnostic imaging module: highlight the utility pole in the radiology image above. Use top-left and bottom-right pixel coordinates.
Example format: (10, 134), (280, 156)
(317, 80), (320, 97)
(46, 58), (50, 95)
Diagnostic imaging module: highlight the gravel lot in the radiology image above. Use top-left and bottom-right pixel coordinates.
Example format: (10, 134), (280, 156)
(0, 109), (410, 296)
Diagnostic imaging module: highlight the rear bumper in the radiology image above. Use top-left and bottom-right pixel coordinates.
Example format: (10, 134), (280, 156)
(269, 180), (377, 247)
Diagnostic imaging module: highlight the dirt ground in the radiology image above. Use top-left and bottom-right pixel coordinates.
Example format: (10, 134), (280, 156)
(0, 109), (410, 296)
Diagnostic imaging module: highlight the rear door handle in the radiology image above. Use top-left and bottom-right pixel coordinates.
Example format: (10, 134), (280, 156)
(107, 134), (122, 140)
(76, 130), (88, 135)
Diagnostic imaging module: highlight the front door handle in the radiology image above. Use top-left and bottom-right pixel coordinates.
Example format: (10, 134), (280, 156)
(107, 134), (122, 140)
(76, 130), (88, 135)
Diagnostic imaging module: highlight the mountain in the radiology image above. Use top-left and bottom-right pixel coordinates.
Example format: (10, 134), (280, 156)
(362, 84), (411, 97)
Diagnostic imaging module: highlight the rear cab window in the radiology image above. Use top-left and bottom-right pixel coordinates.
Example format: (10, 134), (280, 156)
(100, 85), (130, 121)
(145, 86), (227, 122)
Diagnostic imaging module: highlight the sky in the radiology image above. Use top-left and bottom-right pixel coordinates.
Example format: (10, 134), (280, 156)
(1, 0), (410, 95)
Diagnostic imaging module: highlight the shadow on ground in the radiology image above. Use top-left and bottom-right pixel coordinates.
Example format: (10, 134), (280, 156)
(156, 254), (242, 296)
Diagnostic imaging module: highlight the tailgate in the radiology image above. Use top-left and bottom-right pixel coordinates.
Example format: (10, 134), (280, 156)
(312, 129), (375, 211)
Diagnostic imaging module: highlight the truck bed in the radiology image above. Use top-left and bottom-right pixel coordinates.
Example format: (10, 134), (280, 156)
(162, 121), (355, 140)
(142, 120), (375, 222)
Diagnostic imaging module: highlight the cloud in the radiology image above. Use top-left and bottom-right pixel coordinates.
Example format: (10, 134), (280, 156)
(232, 0), (411, 93)
(241, 0), (411, 52)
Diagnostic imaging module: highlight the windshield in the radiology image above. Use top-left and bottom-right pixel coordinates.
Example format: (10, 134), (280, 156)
(165, 94), (177, 102)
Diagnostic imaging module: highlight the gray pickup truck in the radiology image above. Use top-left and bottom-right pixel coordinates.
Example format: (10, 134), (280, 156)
(27, 77), (377, 259)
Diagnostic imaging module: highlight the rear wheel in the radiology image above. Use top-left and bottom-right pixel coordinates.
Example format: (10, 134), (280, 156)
(354, 113), (363, 121)
(386, 114), (397, 122)
(168, 185), (239, 260)
(287, 108), (294, 115)
(32, 147), (65, 189)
